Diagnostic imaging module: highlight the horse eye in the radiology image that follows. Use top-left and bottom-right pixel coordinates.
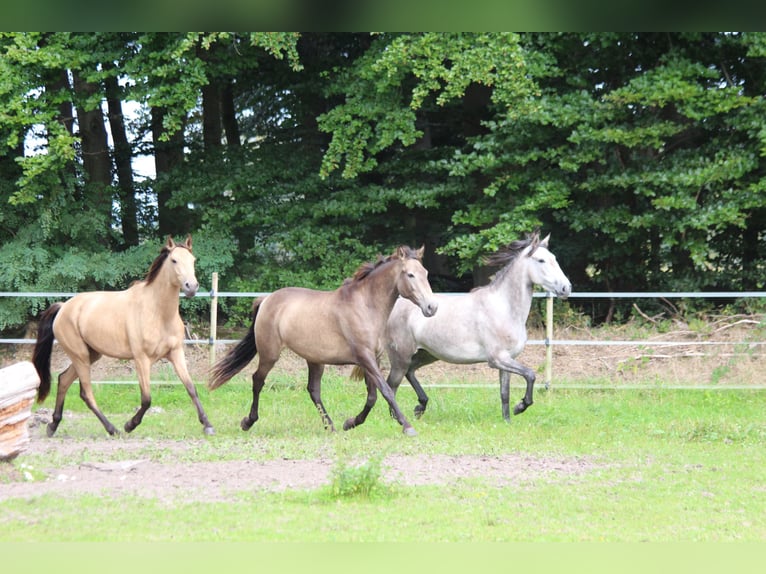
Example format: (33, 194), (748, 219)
(171, 258), (178, 264)
(407, 272), (415, 279)
(537, 258), (546, 264)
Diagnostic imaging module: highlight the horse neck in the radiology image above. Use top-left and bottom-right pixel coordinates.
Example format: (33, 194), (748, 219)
(488, 258), (534, 322)
(143, 266), (181, 317)
(356, 260), (400, 319)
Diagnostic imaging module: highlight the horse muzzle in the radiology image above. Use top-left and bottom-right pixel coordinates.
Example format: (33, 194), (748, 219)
(421, 300), (439, 318)
(557, 283), (572, 300)
(183, 280), (200, 298)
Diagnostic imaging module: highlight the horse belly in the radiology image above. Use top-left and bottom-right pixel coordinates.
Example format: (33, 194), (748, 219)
(412, 303), (488, 364)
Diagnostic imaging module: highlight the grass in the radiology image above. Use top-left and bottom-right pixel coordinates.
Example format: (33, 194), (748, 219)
(2, 372), (766, 542)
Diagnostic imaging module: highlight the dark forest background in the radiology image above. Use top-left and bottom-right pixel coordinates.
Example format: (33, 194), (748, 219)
(2, 32), (766, 330)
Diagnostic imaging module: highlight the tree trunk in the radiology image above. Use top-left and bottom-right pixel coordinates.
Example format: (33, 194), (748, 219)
(152, 106), (189, 237)
(73, 70), (112, 246)
(221, 80), (240, 148)
(202, 82), (223, 151)
(104, 71), (139, 247)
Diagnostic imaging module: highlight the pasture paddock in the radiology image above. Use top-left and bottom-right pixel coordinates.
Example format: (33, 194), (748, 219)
(2, 315), (765, 542)
(1, 332), (765, 542)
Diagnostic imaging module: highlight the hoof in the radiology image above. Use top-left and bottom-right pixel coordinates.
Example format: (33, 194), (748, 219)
(240, 417), (254, 431)
(203, 426), (215, 436)
(403, 426), (418, 437)
(513, 400), (532, 416)
(46, 423), (57, 438)
(107, 426), (120, 436)
(124, 421), (135, 433)
(414, 406), (426, 419)
(343, 418), (355, 431)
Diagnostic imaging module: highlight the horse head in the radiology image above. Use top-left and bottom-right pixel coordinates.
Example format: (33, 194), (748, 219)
(395, 245), (438, 317)
(165, 234), (199, 298)
(525, 234), (571, 299)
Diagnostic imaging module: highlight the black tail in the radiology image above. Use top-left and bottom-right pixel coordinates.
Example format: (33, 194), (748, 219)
(208, 298), (263, 390)
(32, 303), (62, 403)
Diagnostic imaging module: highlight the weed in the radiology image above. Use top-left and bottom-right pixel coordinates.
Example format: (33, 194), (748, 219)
(326, 454), (389, 500)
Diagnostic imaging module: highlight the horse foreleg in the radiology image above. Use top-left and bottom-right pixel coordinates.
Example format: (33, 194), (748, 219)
(124, 358), (152, 433)
(385, 363), (406, 419)
(490, 356), (536, 418)
(169, 347), (214, 435)
(499, 370), (511, 422)
(307, 362), (334, 431)
(347, 355), (416, 436)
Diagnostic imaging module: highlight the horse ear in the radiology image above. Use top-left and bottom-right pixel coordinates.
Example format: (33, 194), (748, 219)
(416, 245), (425, 260)
(184, 234), (193, 250)
(540, 233), (550, 248)
(526, 232), (540, 257)
(396, 246), (407, 260)
(165, 236), (176, 250)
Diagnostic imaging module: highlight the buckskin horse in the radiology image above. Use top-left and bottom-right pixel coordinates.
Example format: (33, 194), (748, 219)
(208, 246), (438, 436)
(32, 235), (214, 436)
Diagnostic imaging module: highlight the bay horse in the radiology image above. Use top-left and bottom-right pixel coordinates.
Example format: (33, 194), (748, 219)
(383, 232), (571, 421)
(208, 246), (438, 436)
(32, 235), (214, 436)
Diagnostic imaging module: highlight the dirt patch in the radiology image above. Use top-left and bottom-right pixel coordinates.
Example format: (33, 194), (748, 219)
(1, 438), (597, 502)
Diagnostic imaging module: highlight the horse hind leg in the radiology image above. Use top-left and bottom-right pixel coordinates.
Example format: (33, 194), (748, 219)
(306, 362), (334, 431)
(75, 353), (120, 436)
(241, 358), (275, 431)
(343, 370), (378, 432)
(46, 364), (77, 436)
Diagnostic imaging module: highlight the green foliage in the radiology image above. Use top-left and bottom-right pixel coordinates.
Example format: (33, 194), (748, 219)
(318, 32), (537, 180)
(325, 454), (389, 500)
(4, 32), (766, 332)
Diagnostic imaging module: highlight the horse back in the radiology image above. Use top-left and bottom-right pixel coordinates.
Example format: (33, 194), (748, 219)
(256, 286), (370, 364)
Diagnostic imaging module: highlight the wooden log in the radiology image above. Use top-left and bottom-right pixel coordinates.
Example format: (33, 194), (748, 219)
(0, 361), (40, 462)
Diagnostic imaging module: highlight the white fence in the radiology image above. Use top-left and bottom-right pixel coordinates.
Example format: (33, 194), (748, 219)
(2, 276), (765, 388)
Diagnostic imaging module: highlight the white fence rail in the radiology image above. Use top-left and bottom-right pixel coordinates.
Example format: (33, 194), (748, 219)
(2, 278), (765, 387)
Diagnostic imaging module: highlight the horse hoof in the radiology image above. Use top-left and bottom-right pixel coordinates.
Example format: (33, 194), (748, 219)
(203, 426), (215, 436)
(513, 400), (531, 416)
(240, 417), (253, 431)
(46, 423), (57, 438)
(343, 418), (355, 431)
(124, 421), (135, 433)
(403, 426), (418, 437)
(414, 406), (426, 419)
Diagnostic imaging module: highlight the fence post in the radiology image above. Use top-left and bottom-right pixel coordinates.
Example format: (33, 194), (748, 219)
(209, 272), (219, 367)
(544, 291), (553, 389)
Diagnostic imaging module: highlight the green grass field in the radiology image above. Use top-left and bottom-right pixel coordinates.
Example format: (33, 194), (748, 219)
(2, 371), (765, 543)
